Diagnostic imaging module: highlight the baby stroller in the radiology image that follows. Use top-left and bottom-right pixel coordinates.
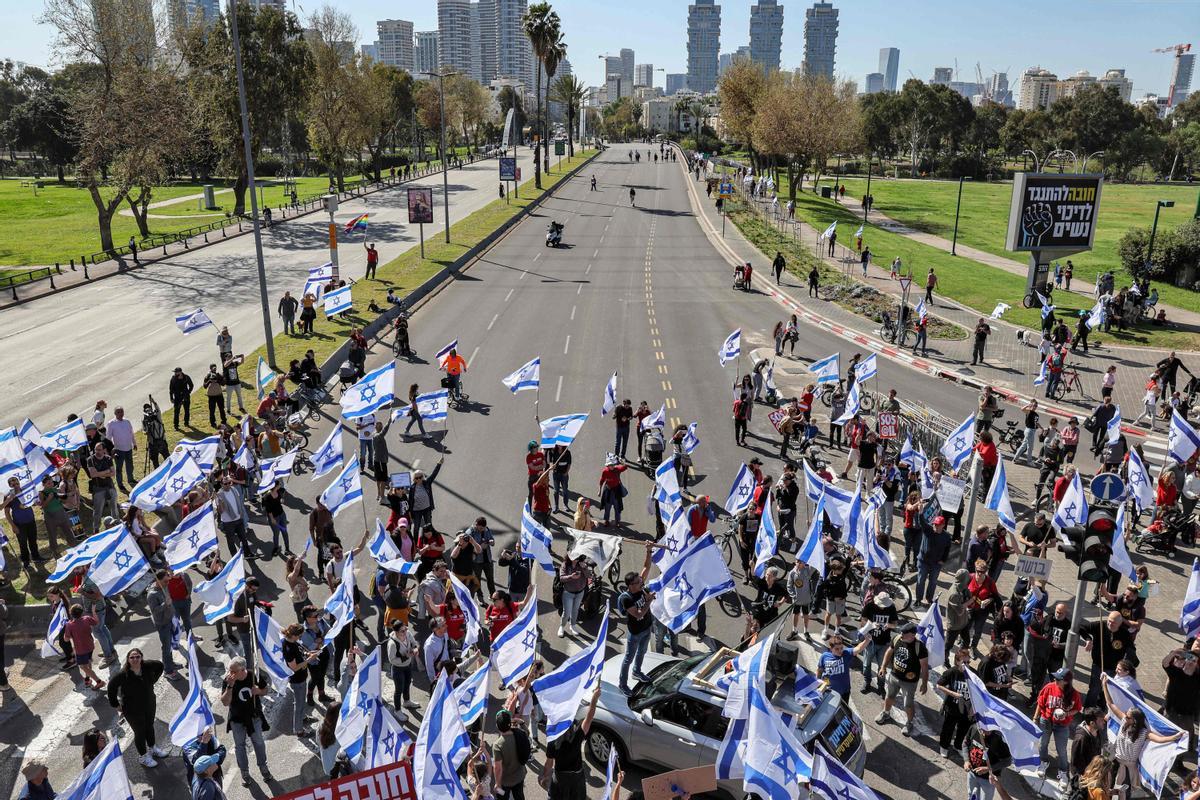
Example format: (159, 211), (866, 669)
(337, 362), (359, 393)
(643, 426), (666, 470)
(733, 262), (752, 291)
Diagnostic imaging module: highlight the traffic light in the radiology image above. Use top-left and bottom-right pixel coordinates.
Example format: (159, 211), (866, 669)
(1057, 505), (1117, 582)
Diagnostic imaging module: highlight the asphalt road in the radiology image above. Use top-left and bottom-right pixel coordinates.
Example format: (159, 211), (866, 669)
(3, 144), (1079, 800)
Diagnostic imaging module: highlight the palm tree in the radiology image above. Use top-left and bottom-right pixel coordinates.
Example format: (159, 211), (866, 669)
(522, 2), (561, 190)
(551, 74), (585, 157)
(689, 100), (708, 137)
(541, 36), (566, 172)
(673, 97), (691, 135)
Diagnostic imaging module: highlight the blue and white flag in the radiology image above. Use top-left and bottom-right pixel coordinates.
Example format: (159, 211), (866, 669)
(601, 372), (618, 416)
(854, 223), (864, 239)
(324, 285), (352, 317)
(819, 220), (837, 241)
(233, 440), (255, 473)
(129, 450), (205, 512)
(752, 486), (778, 579)
(173, 436), (220, 473)
(320, 455), (363, 518)
(1087, 300), (1106, 331)
(435, 339), (459, 368)
(341, 363), (396, 421)
(356, 701), (412, 771)
(743, 671), (813, 800)
(175, 308), (214, 335)
(256, 449), (299, 495)
(649, 533), (736, 633)
(57, 738), (134, 800)
(47, 524), (124, 584)
(169, 633), (215, 746)
(846, 487), (893, 570)
(1169, 409), (1200, 464)
(368, 518), (402, 563)
(1040, 299), (1055, 321)
(794, 663), (823, 706)
(965, 668), (1041, 769)
(336, 645), (383, 757)
(719, 329), (742, 367)
(491, 583), (539, 688)
(1182, 559), (1200, 639)
(194, 548), (246, 623)
(88, 524), (151, 597)
(532, 614), (610, 742)
(256, 356), (278, 399)
(854, 354), (878, 383)
(414, 671), (472, 800)
(519, 502), (556, 574)
(40, 418), (88, 453)
(940, 413), (977, 472)
(41, 602), (68, 658)
(539, 413), (589, 448)
(454, 660), (490, 727)
(809, 353), (840, 385)
(916, 598), (947, 670)
(1107, 404), (1123, 446)
(392, 389), (450, 426)
(254, 607), (293, 690)
(724, 463), (757, 515)
(639, 404), (666, 432)
(834, 381), (861, 425)
(795, 493), (827, 577)
(985, 455), (1017, 533)
(310, 425), (345, 479)
(448, 573), (482, 650)
(683, 422), (701, 455)
(654, 456), (683, 519)
(0, 423), (55, 505)
(1127, 448), (1154, 511)
(310, 261), (334, 279)
(898, 434), (921, 470)
(1110, 504), (1137, 585)
(811, 745), (884, 800)
(1105, 675), (1186, 798)
(1051, 471), (1088, 534)
(324, 551), (357, 641)
(502, 357), (540, 394)
(1033, 357), (1049, 387)
(916, 299), (928, 323)
(162, 504), (218, 573)
(599, 748), (619, 800)
(718, 633), (774, 722)
(302, 275), (326, 303)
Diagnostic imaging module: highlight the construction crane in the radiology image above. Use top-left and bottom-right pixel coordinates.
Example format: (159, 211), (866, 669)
(976, 62), (990, 102)
(1154, 43), (1193, 106)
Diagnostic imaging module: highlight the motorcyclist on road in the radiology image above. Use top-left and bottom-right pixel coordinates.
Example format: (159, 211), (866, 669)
(393, 314), (410, 356)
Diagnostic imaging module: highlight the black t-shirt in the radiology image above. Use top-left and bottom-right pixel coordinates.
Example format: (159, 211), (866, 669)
(88, 455), (115, 490)
(821, 569), (849, 600)
(858, 441), (878, 470)
(1021, 521), (1050, 546)
(938, 666), (970, 710)
(1048, 617), (1071, 650)
(862, 602), (898, 644)
(620, 589), (652, 634)
(980, 657), (1012, 700)
(1081, 621), (1134, 667)
(261, 492), (284, 517)
(450, 541), (475, 575)
(226, 674), (265, 728)
(1024, 409), (1040, 429)
(890, 637), (928, 682)
(547, 722), (586, 773)
(613, 406), (633, 429)
(281, 639), (308, 684)
(499, 552), (531, 596)
(553, 450), (572, 475)
(1166, 663), (1200, 715)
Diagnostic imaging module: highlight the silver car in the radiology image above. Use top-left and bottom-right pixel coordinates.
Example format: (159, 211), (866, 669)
(581, 649), (868, 798)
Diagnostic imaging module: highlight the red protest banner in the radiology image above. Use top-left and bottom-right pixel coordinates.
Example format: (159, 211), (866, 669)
(767, 408), (788, 433)
(876, 412), (899, 440)
(272, 761), (415, 800)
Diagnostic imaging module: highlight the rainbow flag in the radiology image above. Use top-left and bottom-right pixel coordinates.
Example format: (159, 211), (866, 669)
(343, 213), (369, 234)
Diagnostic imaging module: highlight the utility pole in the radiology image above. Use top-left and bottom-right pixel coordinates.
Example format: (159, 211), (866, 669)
(951, 176), (972, 255)
(228, 0), (275, 368)
(423, 69), (456, 244)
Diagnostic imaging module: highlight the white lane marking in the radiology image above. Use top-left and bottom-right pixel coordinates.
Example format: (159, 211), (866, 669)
(121, 371), (154, 390)
(585, 264), (592, 274)
(577, 284), (583, 295)
(593, 249), (599, 258)
(0, 324), (39, 341)
(25, 373), (72, 394)
(520, 270), (528, 281)
(599, 235), (605, 244)
(533, 253), (541, 262)
(570, 305), (576, 321)
(505, 289), (514, 302)
(468, 346), (480, 366)
(563, 335), (570, 354)
(555, 375), (563, 402)
(84, 346), (125, 367)
(488, 313), (499, 331)
(412, 459), (421, 469)
(144, 323), (171, 336)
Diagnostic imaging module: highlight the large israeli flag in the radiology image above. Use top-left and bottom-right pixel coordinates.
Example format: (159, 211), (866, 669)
(162, 504), (218, 573)
(367, 518), (403, 563)
(1169, 409), (1200, 464)
(309, 425), (344, 480)
(1106, 404), (1123, 446)
(639, 403), (666, 432)
(256, 356), (278, 399)
(984, 455), (1017, 533)
(324, 285), (352, 317)
(811, 745), (884, 800)
(916, 599), (947, 670)
(194, 549), (246, 623)
(129, 449), (205, 512)
(324, 552), (357, 641)
(795, 493), (827, 577)
(448, 573), (482, 650)
(414, 671), (472, 800)
(1105, 676), (1187, 798)
(854, 354), (878, 383)
(254, 607), (293, 690)
(491, 583), (539, 688)
(752, 486), (778, 579)
(916, 299), (928, 323)
(341, 363), (396, 421)
(57, 739), (135, 800)
(601, 372), (618, 417)
(724, 463), (757, 515)
(356, 701), (412, 771)
(801, 460), (854, 527)
(454, 660), (491, 727)
(302, 275), (326, 303)
(1182, 559), (1200, 639)
(435, 339), (459, 368)
(41, 603), (68, 658)
(683, 421), (701, 455)
(392, 389), (449, 426)
(174, 436), (220, 472)
(0, 423), (55, 505)
(40, 418), (88, 453)
(47, 524), (124, 584)
(940, 413), (977, 472)
(519, 503), (556, 574)
(964, 668), (1042, 769)
(1051, 471), (1088, 534)
(501, 357), (541, 394)
(809, 353), (840, 385)
(88, 524), (151, 597)
(743, 671), (813, 800)
(335, 645), (383, 758)
(649, 533), (736, 633)
(175, 308), (214, 335)
(539, 413), (589, 448)
(654, 456), (683, 520)
(1127, 447), (1154, 511)
(716, 636), (772, 781)
(532, 614), (610, 742)
(834, 381), (861, 425)
(320, 455), (363, 518)
(1110, 504), (1137, 585)
(845, 487), (893, 570)
(256, 449), (300, 495)
(169, 633), (215, 747)
(819, 220), (837, 240)
(719, 329), (742, 367)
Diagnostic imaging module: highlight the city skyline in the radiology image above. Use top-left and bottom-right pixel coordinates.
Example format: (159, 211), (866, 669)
(5, 0), (1196, 102)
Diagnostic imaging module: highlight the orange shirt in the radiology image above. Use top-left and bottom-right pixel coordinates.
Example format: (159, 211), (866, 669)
(444, 354), (467, 376)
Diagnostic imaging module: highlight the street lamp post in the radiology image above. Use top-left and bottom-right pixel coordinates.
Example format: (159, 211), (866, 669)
(423, 69), (456, 244)
(227, 0), (275, 368)
(1147, 199), (1176, 274)
(951, 176), (973, 256)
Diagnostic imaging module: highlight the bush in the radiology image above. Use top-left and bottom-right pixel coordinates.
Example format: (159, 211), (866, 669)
(1118, 219), (1200, 286)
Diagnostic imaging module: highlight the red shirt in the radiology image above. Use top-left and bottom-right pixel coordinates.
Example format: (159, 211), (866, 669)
(975, 441), (999, 468)
(733, 399), (750, 421)
(1157, 483), (1178, 509)
(437, 603), (466, 641)
(367, 249), (379, 266)
(600, 464), (627, 488)
(1035, 681), (1082, 725)
(417, 531), (445, 558)
(751, 484), (769, 517)
(532, 480), (551, 513)
(486, 601), (519, 639)
(526, 451), (546, 475)
(65, 614), (98, 656)
(688, 506), (711, 538)
(1053, 475), (1072, 503)
(968, 574), (1000, 606)
(798, 392), (814, 414)
(166, 575), (189, 601)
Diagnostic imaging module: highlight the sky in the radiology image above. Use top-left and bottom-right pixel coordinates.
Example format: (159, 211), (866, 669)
(5, 0), (1196, 99)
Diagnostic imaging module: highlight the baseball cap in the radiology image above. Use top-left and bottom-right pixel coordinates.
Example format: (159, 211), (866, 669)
(933, 515), (946, 525)
(899, 621), (917, 634)
(873, 592), (893, 609)
(193, 754), (221, 774)
(1052, 667), (1072, 681)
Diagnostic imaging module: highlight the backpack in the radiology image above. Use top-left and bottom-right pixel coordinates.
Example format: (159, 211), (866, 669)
(512, 727), (532, 763)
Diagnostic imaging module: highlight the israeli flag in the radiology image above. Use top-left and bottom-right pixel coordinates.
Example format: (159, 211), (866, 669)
(392, 389), (450, 426)
(854, 354), (878, 383)
(233, 441), (255, 473)
(984, 456), (1017, 533)
(356, 701), (412, 771)
(683, 422), (701, 455)
(639, 404), (666, 432)
(335, 645), (383, 757)
(1040, 299), (1055, 321)
(792, 662), (823, 705)
(1181, 559), (1200, 639)
(539, 413), (589, 448)
(652, 506), (693, 571)
(964, 668), (1042, 769)
(916, 300), (928, 323)
(320, 455), (363, 518)
(811, 745), (885, 800)
(990, 302), (1011, 320)
(435, 339), (459, 368)
(1051, 471), (1088, 534)
(341, 362), (396, 421)
(367, 518), (402, 564)
(502, 357), (541, 394)
(532, 614), (611, 742)
(654, 456), (683, 521)
(846, 487), (893, 570)
(753, 486), (778, 579)
(899, 435), (920, 469)
(324, 285), (352, 317)
(1127, 448), (1155, 511)
(809, 353), (840, 385)
(801, 461), (854, 527)
(491, 582), (539, 688)
(719, 329), (742, 367)
(47, 524), (124, 584)
(599, 748), (619, 800)
(1087, 300), (1106, 331)
(256, 356), (277, 399)
(194, 548), (246, 623)
(57, 739), (135, 800)
(1169, 409), (1200, 464)
(454, 660), (491, 727)
(743, 671), (813, 800)
(940, 413), (977, 472)
(916, 598), (947, 670)
(302, 275), (326, 303)
(724, 463), (757, 515)
(310, 261), (334, 279)
(854, 223), (864, 239)
(718, 633), (774, 722)
(162, 504), (218, 573)
(834, 381), (861, 425)
(169, 633), (215, 746)
(519, 503), (556, 574)
(1110, 504), (1137, 584)
(175, 308), (214, 335)
(819, 220), (837, 241)
(174, 436), (220, 472)
(795, 493), (827, 577)
(129, 449), (205, 512)
(309, 426), (345, 480)
(601, 372), (618, 416)
(649, 533), (736, 633)
(324, 552), (357, 641)
(41, 603), (68, 658)
(1107, 404), (1123, 446)
(1033, 358), (1049, 387)
(0, 424), (55, 505)
(1105, 675), (1187, 798)
(256, 449), (299, 495)
(414, 671), (472, 800)
(254, 607), (293, 690)
(88, 524), (151, 597)
(40, 418), (88, 453)
(448, 573), (482, 650)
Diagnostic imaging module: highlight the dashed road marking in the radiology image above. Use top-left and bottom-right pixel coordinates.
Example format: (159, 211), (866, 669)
(555, 375), (563, 402)
(563, 335), (571, 354)
(570, 305), (576, 321)
(488, 313), (499, 331)
(505, 289), (514, 302)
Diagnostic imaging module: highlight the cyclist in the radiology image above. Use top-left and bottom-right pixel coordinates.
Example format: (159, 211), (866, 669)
(629, 187), (636, 206)
(441, 348), (468, 401)
(393, 314), (410, 357)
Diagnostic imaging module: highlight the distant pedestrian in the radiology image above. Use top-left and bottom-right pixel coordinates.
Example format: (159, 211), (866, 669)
(860, 246), (871, 277)
(971, 318), (991, 365)
(128, 235), (139, 264)
(925, 268), (938, 303)
(772, 251), (786, 284)
(364, 243), (379, 279)
(278, 291), (298, 336)
(827, 230), (837, 257)
(1064, 261), (1074, 291)
(170, 366), (194, 429)
(808, 266), (820, 298)
(890, 256), (901, 280)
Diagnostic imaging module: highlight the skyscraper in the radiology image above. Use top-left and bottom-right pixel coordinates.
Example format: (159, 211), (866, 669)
(415, 31), (439, 75)
(666, 73), (689, 95)
(437, 0), (473, 75)
(749, 0), (783, 73)
(1017, 67), (1058, 111)
(166, 0), (220, 33)
(620, 48), (635, 92)
(361, 43), (379, 61)
(878, 47), (899, 92)
(931, 67), (953, 85)
(495, 0), (533, 90)
(1170, 51), (1195, 107)
(635, 63), (655, 87)
(686, 0), (721, 94)
(1098, 69), (1133, 103)
(474, 0), (497, 84)
(376, 19), (414, 72)
(801, 2), (837, 80)
(604, 55), (627, 99)
(864, 73), (884, 94)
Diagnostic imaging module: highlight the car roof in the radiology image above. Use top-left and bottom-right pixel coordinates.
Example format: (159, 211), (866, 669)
(680, 647), (823, 716)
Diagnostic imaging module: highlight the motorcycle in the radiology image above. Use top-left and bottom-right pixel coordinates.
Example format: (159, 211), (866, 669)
(546, 221), (564, 247)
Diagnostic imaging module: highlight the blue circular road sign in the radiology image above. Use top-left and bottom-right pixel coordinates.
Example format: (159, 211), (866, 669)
(1089, 473), (1125, 502)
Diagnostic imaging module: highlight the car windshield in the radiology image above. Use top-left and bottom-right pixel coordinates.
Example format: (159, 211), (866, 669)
(630, 653), (707, 708)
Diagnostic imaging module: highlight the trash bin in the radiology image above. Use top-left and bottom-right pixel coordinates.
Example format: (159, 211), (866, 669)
(202, 184), (216, 210)
(820, 186), (832, 199)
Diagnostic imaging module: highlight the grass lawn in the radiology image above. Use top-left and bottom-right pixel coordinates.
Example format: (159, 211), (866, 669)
(833, 176), (1200, 314)
(0, 149), (596, 605)
(145, 175), (365, 219)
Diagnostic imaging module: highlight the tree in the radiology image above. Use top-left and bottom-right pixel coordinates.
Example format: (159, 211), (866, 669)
(522, 2), (562, 189)
(857, 92), (902, 162)
(964, 101), (1007, 177)
(1051, 84), (1138, 157)
(1164, 122), (1200, 181)
(5, 80), (78, 182)
(718, 60), (766, 170)
(305, 5), (362, 192)
(358, 62), (413, 180)
(550, 73), (584, 156)
(891, 80), (943, 177)
(1118, 219), (1200, 286)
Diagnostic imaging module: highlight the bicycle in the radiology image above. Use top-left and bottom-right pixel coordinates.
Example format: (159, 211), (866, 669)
(877, 311), (898, 344)
(1048, 367), (1087, 402)
(294, 384), (331, 421)
(998, 420), (1024, 454)
(442, 376), (470, 410)
(818, 382), (877, 412)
